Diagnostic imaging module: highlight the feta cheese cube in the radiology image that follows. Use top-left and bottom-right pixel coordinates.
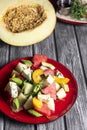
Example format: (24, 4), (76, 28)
(40, 65), (48, 70)
(9, 82), (18, 98)
(56, 88), (66, 100)
(38, 94), (50, 103)
(16, 62), (27, 73)
(46, 75), (54, 84)
(55, 83), (60, 91)
(22, 68), (33, 80)
(47, 98), (55, 111)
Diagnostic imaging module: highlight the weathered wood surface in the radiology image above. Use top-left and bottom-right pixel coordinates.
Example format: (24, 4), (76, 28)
(55, 22), (87, 130)
(0, 21), (87, 130)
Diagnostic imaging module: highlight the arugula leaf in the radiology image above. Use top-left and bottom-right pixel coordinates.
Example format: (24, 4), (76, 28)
(69, 0), (87, 20)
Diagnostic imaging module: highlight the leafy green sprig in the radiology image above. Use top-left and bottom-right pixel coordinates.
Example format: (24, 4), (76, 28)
(69, 0), (87, 20)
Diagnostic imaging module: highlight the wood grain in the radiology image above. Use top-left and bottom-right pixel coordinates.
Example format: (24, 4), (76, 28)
(75, 25), (87, 79)
(0, 42), (9, 68)
(9, 46), (33, 61)
(55, 22), (87, 130)
(33, 33), (56, 59)
(0, 112), (4, 130)
(0, 41), (9, 130)
(4, 116), (35, 130)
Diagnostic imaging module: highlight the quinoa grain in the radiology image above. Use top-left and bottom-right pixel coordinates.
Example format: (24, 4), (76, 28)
(3, 4), (47, 33)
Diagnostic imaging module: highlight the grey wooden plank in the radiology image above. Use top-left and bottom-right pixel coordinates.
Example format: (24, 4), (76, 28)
(0, 112), (4, 130)
(0, 41), (9, 130)
(0, 41), (9, 68)
(33, 34), (56, 59)
(55, 22), (87, 130)
(9, 46), (33, 61)
(75, 25), (87, 79)
(34, 34), (65, 130)
(37, 119), (65, 130)
(4, 116), (35, 130)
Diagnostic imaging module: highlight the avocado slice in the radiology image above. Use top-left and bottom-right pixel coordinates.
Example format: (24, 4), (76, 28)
(22, 60), (33, 67)
(13, 98), (20, 110)
(10, 77), (23, 86)
(28, 109), (43, 117)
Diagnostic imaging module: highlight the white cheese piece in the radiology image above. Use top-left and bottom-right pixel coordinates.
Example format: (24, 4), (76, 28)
(16, 62), (27, 73)
(22, 68), (33, 80)
(46, 75), (54, 84)
(40, 65), (48, 70)
(38, 94), (50, 103)
(9, 82), (18, 98)
(47, 98), (55, 111)
(55, 83), (60, 91)
(56, 88), (66, 100)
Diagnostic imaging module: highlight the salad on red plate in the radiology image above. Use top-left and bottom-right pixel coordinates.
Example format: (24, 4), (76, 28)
(4, 54), (70, 118)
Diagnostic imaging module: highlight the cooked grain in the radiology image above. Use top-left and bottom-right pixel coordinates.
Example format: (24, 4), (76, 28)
(3, 4), (47, 33)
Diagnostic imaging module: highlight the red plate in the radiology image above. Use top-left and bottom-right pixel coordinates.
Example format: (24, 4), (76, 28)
(50, 0), (87, 24)
(0, 57), (78, 124)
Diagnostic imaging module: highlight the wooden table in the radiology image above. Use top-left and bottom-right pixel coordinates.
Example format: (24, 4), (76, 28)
(0, 21), (87, 130)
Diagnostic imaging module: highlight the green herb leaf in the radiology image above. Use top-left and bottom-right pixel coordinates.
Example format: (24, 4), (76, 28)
(10, 77), (23, 86)
(69, 0), (87, 20)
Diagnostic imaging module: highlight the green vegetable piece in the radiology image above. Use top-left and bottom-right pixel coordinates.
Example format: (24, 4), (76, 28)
(33, 84), (42, 95)
(69, 0), (87, 20)
(61, 83), (69, 92)
(30, 83), (43, 97)
(37, 91), (42, 95)
(13, 98), (20, 109)
(10, 77), (23, 86)
(28, 109), (43, 117)
(22, 60), (33, 67)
